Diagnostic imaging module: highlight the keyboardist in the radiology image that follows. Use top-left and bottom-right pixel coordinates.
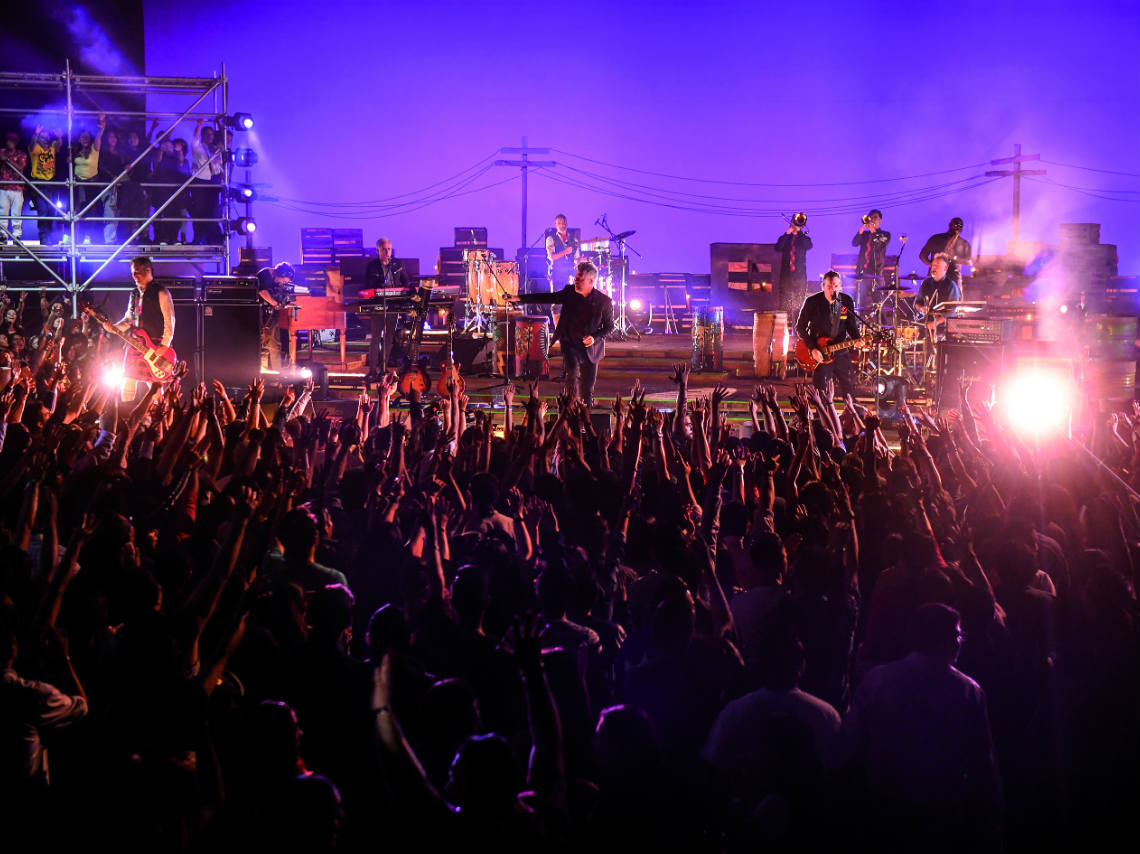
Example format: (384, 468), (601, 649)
(364, 237), (415, 371)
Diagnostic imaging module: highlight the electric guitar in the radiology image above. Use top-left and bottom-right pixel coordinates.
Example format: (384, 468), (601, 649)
(83, 304), (178, 381)
(396, 302), (430, 396)
(794, 334), (871, 373)
(436, 310), (466, 398)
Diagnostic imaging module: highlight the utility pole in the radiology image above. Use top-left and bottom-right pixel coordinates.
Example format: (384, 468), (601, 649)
(495, 137), (555, 250)
(986, 143), (1045, 243)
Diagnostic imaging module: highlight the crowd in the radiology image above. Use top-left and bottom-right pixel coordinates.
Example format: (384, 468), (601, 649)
(0, 320), (1137, 852)
(0, 115), (228, 247)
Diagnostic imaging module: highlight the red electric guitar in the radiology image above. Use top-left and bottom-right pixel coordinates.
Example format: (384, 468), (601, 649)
(83, 304), (178, 381)
(794, 334), (871, 373)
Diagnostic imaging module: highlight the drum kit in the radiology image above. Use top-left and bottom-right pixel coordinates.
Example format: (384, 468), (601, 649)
(462, 249), (518, 334)
(851, 271), (930, 385)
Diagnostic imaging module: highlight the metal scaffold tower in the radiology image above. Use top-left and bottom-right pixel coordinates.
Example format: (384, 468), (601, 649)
(0, 61), (243, 307)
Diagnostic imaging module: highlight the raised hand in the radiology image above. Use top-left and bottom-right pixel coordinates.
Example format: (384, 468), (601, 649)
(820, 377), (836, 404)
(711, 384), (728, 408)
(612, 393), (624, 418)
(503, 380), (516, 407)
(670, 362), (690, 387)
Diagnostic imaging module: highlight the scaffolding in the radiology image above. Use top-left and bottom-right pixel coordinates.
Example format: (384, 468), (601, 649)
(0, 62), (238, 310)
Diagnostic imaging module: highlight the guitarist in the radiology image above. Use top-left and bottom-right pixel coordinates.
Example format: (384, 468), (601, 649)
(794, 270), (861, 399)
(101, 255), (175, 397)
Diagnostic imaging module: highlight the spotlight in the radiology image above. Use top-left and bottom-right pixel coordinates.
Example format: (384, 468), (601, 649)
(230, 217), (257, 235)
(101, 363), (124, 389)
(226, 112), (254, 131)
(227, 148), (259, 168)
(1000, 368), (1074, 440)
(229, 185), (256, 202)
(627, 296), (652, 333)
(299, 367), (313, 380)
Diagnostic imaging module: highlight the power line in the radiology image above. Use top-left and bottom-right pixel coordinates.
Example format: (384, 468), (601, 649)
(273, 150), (501, 207)
(551, 147), (989, 187)
(1041, 159), (1140, 179)
(1025, 176), (1140, 204)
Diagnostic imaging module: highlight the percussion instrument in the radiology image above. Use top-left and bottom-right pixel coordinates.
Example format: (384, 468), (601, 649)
(692, 305), (725, 372)
(752, 311), (789, 379)
(513, 316), (551, 378)
(464, 249), (495, 303)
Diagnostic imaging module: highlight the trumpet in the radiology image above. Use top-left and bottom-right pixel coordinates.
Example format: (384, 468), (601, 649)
(862, 214), (873, 225)
(791, 212), (807, 228)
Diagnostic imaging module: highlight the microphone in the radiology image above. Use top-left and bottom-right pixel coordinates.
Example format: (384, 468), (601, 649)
(595, 214), (603, 226)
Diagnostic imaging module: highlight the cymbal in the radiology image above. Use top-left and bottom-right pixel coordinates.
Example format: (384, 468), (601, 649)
(852, 273), (883, 280)
(613, 230), (636, 241)
(898, 273), (923, 281)
(874, 285), (913, 292)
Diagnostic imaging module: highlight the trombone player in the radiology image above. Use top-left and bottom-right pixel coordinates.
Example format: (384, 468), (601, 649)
(776, 212), (813, 313)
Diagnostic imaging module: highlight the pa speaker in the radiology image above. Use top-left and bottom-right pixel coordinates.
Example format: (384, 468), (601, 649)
(936, 342), (1005, 410)
(203, 302), (261, 389)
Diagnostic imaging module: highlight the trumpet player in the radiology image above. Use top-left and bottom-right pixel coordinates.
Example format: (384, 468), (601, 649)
(776, 213), (813, 311)
(852, 209), (890, 309)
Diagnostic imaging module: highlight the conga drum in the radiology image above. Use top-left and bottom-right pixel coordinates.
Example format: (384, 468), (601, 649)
(464, 249), (494, 304)
(513, 316), (550, 378)
(488, 260), (520, 304)
(691, 305), (725, 372)
(752, 311), (788, 378)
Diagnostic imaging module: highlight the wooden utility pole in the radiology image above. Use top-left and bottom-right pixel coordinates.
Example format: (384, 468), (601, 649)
(986, 144), (1046, 242)
(495, 137), (555, 249)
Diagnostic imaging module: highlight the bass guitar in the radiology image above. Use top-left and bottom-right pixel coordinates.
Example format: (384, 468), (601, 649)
(794, 334), (871, 373)
(82, 304), (178, 381)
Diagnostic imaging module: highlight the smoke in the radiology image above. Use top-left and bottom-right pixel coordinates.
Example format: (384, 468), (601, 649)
(51, 3), (137, 77)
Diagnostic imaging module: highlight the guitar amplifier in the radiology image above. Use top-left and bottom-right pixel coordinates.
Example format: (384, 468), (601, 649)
(944, 316), (1012, 345)
(202, 276), (259, 303)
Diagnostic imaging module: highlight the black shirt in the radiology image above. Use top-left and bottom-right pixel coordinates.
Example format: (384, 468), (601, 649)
(364, 258), (412, 294)
(775, 232), (813, 282)
(852, 229), (891, 275)
(919, 232), (972, 281)
(915, 276), (962, 313)
(518, 285), (615, 362)
(795, 290), (859, 349)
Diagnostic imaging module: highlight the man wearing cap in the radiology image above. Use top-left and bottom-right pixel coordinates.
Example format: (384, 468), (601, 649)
(851, 210), (891, 310)
(0, 132), (28, 244)
(920, 217), (971, 284)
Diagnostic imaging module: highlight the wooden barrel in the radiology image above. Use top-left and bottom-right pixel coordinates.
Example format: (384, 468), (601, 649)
(752, 311), (788, 378)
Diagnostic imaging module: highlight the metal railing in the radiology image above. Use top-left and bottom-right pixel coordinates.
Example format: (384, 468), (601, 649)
(0, 62), (235, 314)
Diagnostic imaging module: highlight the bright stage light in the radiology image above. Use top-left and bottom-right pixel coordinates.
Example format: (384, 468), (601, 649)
(101, 363), (124, 389)
(299, 367), (313, 379)
(229, 185), (256, 202)
(1000, 368), (1074, 440)
(629, 298), (643, 311)
(230, 217), (257, 235)
(226, 112), (255, 131)
(227, 148), (259, 167)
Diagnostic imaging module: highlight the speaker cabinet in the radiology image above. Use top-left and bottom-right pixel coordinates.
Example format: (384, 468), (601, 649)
(710, 243), (783, 326)
(170, 300), (202, 385)
(936, 342), (1005, 410)
(203, 302), (261, 389)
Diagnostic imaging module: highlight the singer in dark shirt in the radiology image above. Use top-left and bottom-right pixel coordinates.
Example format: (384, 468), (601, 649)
(514, 261), (614, 407)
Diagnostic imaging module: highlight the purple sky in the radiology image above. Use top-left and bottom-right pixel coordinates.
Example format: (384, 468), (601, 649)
(143, 0), (1140, 280)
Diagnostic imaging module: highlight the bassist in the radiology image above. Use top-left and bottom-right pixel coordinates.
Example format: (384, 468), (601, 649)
(794, 270), (860, 399)
(101, 255), (175, 396)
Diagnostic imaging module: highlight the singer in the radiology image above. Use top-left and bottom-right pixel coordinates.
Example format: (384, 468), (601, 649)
(512, 260), (613, 408)
(546, 214), (578, 288)
(795, 270), (860, 399)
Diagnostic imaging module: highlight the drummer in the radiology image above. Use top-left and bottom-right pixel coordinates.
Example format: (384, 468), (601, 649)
(915, 255), (961, 334)
(546, 214), (578, 288)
